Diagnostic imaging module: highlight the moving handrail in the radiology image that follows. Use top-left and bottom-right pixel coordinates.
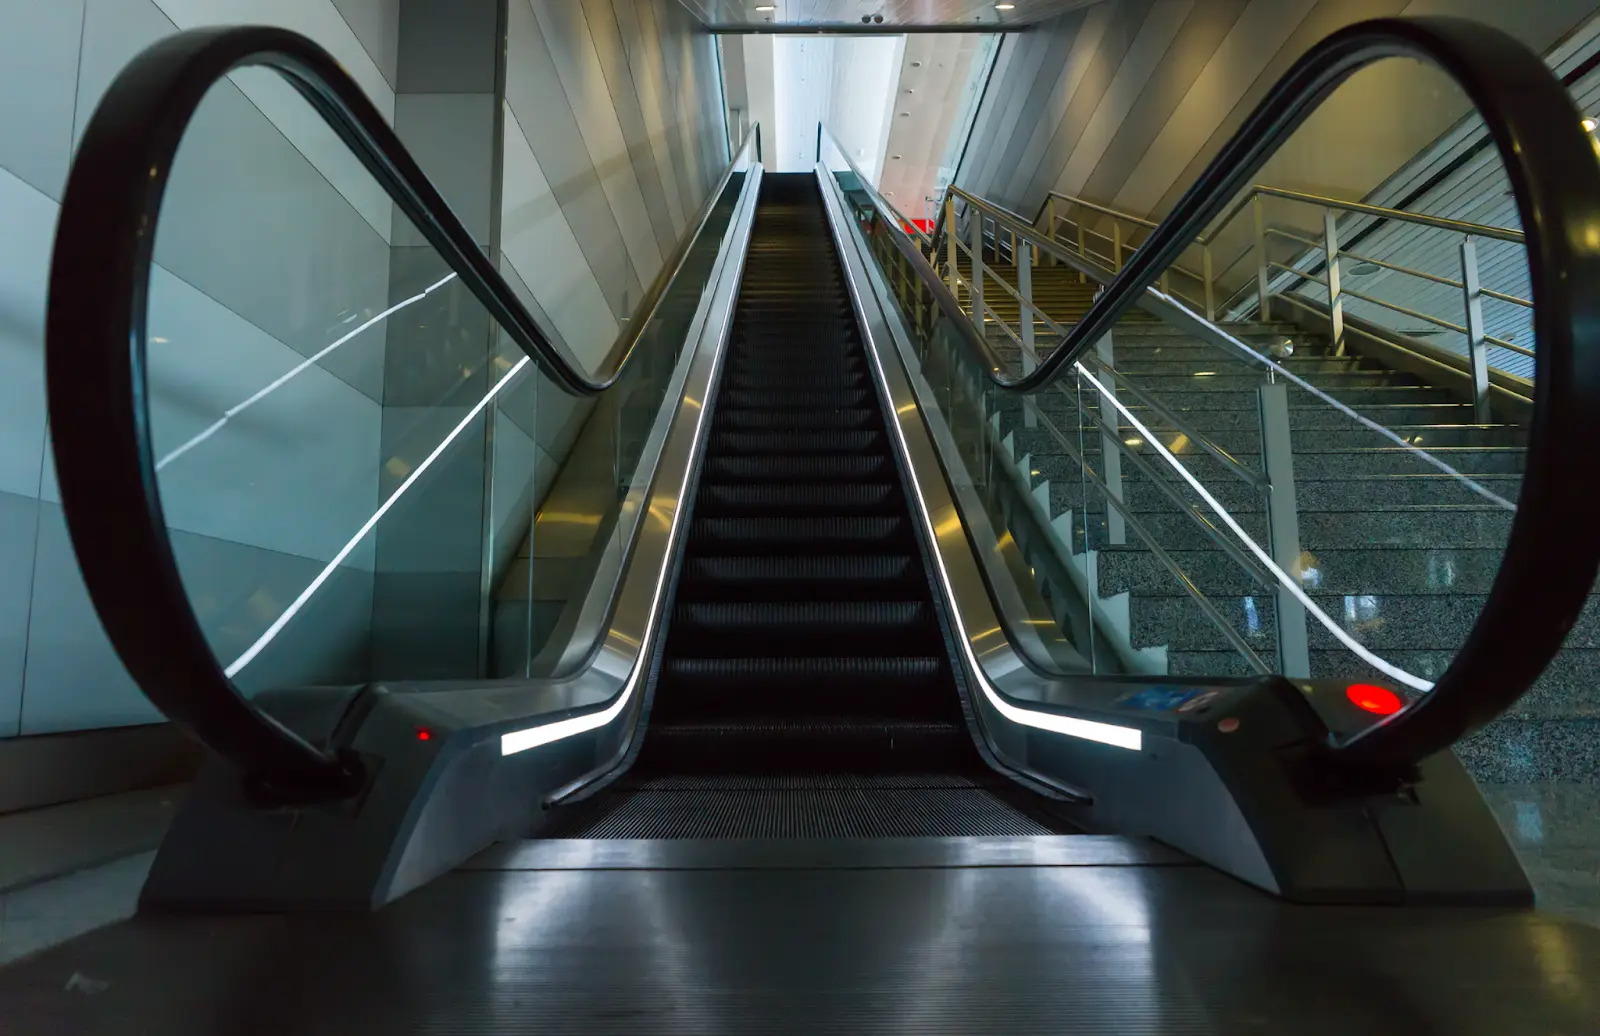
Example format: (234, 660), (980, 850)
(45, 25), (758, 797)
(831, 16), (1600, 774)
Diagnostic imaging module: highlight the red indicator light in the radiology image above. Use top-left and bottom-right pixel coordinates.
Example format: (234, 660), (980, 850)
(416, 729), (432, 741)
(1346, 684), (1403, 716)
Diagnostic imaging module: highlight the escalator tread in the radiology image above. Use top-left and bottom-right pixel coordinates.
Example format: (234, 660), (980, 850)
(546, 173), (1073, 841)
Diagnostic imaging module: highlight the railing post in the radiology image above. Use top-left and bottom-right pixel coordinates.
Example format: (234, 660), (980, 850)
(1203, 243), (1216, 322)
(1112, 222), (1123, 272)
(1096, 332), (1127, 546)
(1322, 209), (1346, 356)
(1253, 194), (1271, 322)
(1460, 236), (1492, 422)
(944, 194), (959, 295)
(1077, 219), (1088, 283)
(969, 205), (986, 329)
(1259, 380), (1309, 678)
(1018, 240), (1037, 428)
(1046, 196), (1057, 265)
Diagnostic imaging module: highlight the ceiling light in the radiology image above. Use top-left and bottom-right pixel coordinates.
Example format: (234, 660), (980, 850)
(996, 2), (1015, 8)
(1585, 117), (1597, 133)
(755, 4), (775, 9)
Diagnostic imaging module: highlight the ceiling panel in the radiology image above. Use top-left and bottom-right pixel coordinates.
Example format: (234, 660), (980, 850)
(678, 0), (1104, 30)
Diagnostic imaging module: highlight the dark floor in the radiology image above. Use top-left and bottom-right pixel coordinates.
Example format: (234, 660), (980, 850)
(3, 836), (1598, 1034)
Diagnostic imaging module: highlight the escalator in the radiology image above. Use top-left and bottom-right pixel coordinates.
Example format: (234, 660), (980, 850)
(546, 175), (1071, 838)
(14, 17), (1600, 1035)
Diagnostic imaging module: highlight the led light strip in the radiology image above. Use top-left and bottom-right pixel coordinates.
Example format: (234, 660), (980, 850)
(225, 351), (527, 677)
(1075, 364), (1433, 692)
(158, 274), (459, 471)
(499, 315), (725, 757)
(498, 185), (754, 756)
(832, 177), (1143, 752)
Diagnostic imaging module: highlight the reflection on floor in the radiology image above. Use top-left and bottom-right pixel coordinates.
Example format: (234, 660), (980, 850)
(1482, 782), (1600, 929)
(0, 852), (153, 967)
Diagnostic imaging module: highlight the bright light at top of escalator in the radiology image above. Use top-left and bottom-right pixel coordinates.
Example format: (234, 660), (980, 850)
(1346, 683), (1403, 716)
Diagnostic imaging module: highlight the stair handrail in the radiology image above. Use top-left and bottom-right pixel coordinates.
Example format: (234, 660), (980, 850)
(832, 16), (1600, 773)
(45, 24), (759, 797)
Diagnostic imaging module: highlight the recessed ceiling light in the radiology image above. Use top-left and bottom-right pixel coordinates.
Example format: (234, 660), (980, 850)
(910, 60), (922, 67)
(1585, 116), (1597, 132)
(996, 3), (1016, 9)
(892, 154), (902, 160)
(755, 4), (775, 10)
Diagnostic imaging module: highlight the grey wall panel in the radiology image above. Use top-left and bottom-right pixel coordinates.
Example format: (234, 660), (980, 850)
(582, 0), (679, 258)
(1024, 0), (1155, 213)
(381, 245), (497, 408)
(370, 405), (487, 679)
(0, 491), (40, 739)
(533, 0), (665, 291)
(506, 0), (641, 323)
(499, 109), (622, 372)
(0, 0), (84, 201)
(625, 0), (695, 229)
(0, 167), (52, 502)
(395, 0), (498, 93)
(984, 17), (1082, 211)
(22, 503), (163, 735)
(955, 34), (1020, 188)
(1076, 0), (1249, 208)
(392, 92), (497, 247)
(169, 528), (376, 697)
(332, 0), (402, 88)
(73, 0), (392, 404)
(610, 0), (689, 233)
(1055, 0), (1194, 200)
(136, 263), (383, 568)
(1000, 7), (1101, 204)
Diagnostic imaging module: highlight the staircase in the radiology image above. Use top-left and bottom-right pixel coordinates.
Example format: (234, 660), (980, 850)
(952, 274), (1595, 784)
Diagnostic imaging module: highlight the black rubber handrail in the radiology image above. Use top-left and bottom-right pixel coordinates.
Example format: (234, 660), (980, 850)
(840, 16), (1600, 772)
(45, 26), (758, 797)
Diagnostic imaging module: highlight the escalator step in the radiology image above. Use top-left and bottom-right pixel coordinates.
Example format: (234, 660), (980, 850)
(673, 600), (930, 635)
(717, 408), (878, 431)
(697, 483), (897, 514)
(723, 388), (871, 409)
(684, 554), (916, 590)
(666, 655), (943, 689)
(706, 455), (889, 481)
(690, 516), (905, 552)
(712, 430), (883, 454)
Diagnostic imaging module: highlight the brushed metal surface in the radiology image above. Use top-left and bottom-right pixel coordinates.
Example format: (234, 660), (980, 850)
(464, 833), (1189, 870)
(2, 860), (1593, 1033)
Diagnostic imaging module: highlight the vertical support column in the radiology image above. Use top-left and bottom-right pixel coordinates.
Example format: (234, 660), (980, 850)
(1259, 381), (1309, 678)
(969, 206), (986, 329)
(1253, 195), (1271, 323)
(1323, 209), (1346, 357)
(373, 0), (509, 679)
(1018, 241), (1037, 429)
(1096, 332), (1126, 546)
(1203, 244), (1216, 322)
(944, 194), (959, 295)
(1460, 236), (1492, 422)
(1077, 219), (1088, 283)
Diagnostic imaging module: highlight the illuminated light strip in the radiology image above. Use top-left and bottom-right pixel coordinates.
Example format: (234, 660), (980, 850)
(157, 273), (459, 471)
(1148, 289), (1517, 513)
(1076, 364), (1433, 693)
(836, 195), (1142, 751)
(499, 196), (752, 756)
(225, 350), (528, 677)
(499, 330), (720, 756)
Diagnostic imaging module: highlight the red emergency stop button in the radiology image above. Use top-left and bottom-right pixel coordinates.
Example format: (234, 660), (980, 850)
(1346, 683), (1403, 716)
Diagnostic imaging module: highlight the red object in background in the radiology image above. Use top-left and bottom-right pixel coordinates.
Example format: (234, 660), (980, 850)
(416, 728), (433, 741)
(904, 218), (934, 234)
(1346, 683), (1404, 716)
